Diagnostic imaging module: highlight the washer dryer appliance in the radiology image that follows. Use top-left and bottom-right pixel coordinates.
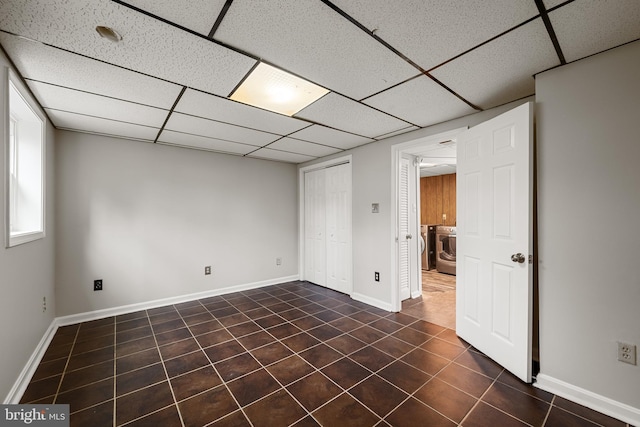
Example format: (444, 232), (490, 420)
(436, 225), (456, 275)
(420, 224), (438, 271)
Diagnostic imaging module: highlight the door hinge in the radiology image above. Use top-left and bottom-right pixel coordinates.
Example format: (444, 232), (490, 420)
(528, 255), (533, 264)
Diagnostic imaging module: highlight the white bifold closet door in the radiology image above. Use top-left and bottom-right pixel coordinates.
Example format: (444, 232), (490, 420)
(304, 163), (351, 294)
(398, 156), (411, 301)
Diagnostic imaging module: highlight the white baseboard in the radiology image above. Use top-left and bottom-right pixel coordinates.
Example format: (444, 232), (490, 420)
(411, 289), (422, 299)
(4, 320), (58, 404)
(56, 275), (299, 326)
(535, 373), (640, 426)
(351, 292), (393, 312)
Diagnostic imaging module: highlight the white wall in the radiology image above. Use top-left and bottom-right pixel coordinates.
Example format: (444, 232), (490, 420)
(55, 131), (299, 316)
(536, 40), (640, 413)
(0, 52), (56, 401)
(300, 97), (534, 309)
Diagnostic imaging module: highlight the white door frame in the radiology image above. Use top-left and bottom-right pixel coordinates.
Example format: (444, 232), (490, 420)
(299, 155), (353, 293)
(390, 129), (466, 311)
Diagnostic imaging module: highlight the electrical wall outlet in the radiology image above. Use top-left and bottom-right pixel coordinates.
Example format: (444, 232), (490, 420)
(374, 272), (380, 282)
(205, 266), (211, 275)
(618, 342), (637, 365)
(94, 279), (103, 291)
(276, 257), (282, 266)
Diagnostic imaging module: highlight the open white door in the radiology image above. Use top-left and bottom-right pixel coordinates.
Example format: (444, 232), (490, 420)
(456, 102), (534, 383)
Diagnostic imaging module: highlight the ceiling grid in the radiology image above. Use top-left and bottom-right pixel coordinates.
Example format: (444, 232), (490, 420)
(0, 0), (638, 163)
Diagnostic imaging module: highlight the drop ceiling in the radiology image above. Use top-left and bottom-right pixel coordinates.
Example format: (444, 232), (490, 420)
(1, 0), (638, 164)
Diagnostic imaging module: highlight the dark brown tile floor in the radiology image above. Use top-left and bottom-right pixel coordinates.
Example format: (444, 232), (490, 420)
(21, 281), (631, 427)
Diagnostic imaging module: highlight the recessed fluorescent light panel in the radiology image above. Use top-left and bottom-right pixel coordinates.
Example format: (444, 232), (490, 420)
(230, 63), (329, 116)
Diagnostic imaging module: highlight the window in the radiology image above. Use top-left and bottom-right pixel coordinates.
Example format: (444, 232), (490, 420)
(5, 70), (45, 247)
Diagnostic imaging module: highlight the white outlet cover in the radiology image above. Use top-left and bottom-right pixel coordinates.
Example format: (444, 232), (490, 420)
(617, 342), (637, 365)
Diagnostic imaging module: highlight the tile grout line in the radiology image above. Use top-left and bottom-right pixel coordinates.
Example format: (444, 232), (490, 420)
(540, 395), (556, 426)
(178, 298), (259, 425)
(145, 308), (187, 427)
(457, 372), (505, 426)
(396, 329), (510, 426)
(309, 310), (449, 422)
(285, 297), (422, 423)
(387, 328), (474, 425)
(219, 287), (338, 426)
(548, 402), (619, 427)
(234, 285), (362, 425)
(112, 317), (116, 427)
(463, 368), (555, 427)
(235, 286), (383, 426)
(205, 285), (387, 426)
(52, 324), (81, 405)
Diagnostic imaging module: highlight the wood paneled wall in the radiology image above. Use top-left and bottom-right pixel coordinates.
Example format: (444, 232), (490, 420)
(420, 173), (456, 226)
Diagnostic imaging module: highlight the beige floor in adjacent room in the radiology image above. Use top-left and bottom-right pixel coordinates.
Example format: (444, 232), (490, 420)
(402, 269), (456, 330)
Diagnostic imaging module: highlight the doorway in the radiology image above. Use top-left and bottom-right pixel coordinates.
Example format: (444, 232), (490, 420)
(392, 128), (464, 329)
(390, 128), (465, 315)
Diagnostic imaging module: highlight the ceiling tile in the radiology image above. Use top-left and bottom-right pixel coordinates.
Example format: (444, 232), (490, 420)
(364, 75), (476, 127)
(174, 89), (309, 136)
(164, 113), (279, 146)
(214, 0), (418, 100)
(157, 130), (258, 155)
(0, 0), (256, 95)
(288, 125), (374, 150)
(295, 93), (409, 139)
(122, 0), (224, 36)
(542, 0), (567, 10)
(247, 148), (315, 164)
(423, 143), (458, 158)
(331, 0), (539, 71)
(417, 146), (457, 176)
(374, 126), (420, 140)
(46, 109), (159, 141)
(431, 19), (559, 109)
(268, 138), (342, 157)
(421, 165), (456, 177)
(0, 33), (182, 108)
(549, 0), (640, 62)
(28, 81), (168, 128)
(418, 145), (457, 158)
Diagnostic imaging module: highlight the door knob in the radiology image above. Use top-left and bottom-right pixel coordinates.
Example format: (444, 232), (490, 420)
(511, 253), (525, 264)
(406, 234), (412, 239)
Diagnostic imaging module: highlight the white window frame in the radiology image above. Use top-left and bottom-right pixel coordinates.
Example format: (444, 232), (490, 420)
(4, 68), (46, 247)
